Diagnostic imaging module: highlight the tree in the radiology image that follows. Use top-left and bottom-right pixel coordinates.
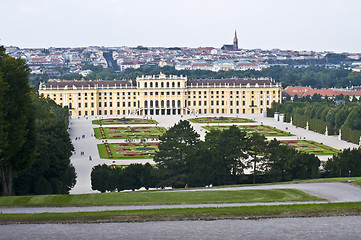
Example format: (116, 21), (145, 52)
(325, 148), (361, 177)
(205, 126), (249, 184)
(187, 141), (228, 186)
(91, 164), (112, 193)
(344, 107), (361, 130)
(247, 133), (267, 184)
(0, 46), (36, 196)
(264, 140), (294, 182)
(123, 164), (143, 191)
(140, 163), (157, 190)
(14, 95), (76, 195)
(154, 120), (200, 187)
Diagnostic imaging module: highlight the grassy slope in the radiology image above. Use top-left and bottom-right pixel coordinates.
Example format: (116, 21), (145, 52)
(1, 202), (361, 224)
(0, 189), (323, 207)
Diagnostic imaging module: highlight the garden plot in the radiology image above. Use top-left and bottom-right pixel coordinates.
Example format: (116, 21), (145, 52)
(280, 140), (340, 155)
(188, 117), (255, 123)
(94, 126), (166, 139)
(92, 118), (158, 125)
(202, 125), (294, 137)
(98, 142), (159, 159)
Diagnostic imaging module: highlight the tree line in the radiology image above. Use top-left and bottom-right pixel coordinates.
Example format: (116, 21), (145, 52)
(91, 120), (320, 192)
(268, 97), (361, 144)
(0, 46), (76, 196)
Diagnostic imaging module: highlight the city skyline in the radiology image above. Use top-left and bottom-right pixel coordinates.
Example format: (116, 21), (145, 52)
(1, 0), (361, 52)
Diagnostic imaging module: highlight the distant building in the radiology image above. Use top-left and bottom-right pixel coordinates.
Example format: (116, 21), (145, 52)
(221, 31), (239, 51)
(39, 73), (282, 116)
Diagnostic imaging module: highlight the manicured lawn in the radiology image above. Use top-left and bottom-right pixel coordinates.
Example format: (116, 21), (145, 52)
(98, 142), (159, 159)
(94, 126), (166, 139)
(188, 117), (255, 123)
(92, 118), (158, 125)
(1, 202), (360, 224)
(202, 125), (294, 137)
(0, 189), (322, 207)
(280, 140), (340, 155)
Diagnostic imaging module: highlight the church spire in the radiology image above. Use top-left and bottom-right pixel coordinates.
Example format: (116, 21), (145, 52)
(233, 30), (238, 50)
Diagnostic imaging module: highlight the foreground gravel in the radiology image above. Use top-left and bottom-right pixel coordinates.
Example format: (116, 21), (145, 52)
(1, 216), (361, 240)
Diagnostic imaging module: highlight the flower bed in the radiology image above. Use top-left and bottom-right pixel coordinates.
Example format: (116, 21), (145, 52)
(104, 143), (113, 158)
(279, 140), (340, 155)
(202, 125), (294, 137)
(97, 142), (159, 159)
(188, 117), (255, 123)
(94, 126), (166, 139)
(92, 118), (158, 125)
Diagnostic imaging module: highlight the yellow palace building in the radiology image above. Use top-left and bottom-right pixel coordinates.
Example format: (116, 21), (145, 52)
(38, 73), (282, 116)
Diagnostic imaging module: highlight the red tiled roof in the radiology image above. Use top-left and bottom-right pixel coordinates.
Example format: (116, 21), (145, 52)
(283, 86), (313, 97)
(303, 89), (361, 97)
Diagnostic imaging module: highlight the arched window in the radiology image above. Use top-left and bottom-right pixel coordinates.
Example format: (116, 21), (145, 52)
(172, 100), (175, 107)
(69, 103), (72, 109)
(150, 100), (153, 107)
(251, 100), (254, 106)
(177, 82), (180, 88)
(144, 100), (148, 107)
(144, 82), (147, 88)
(172, 82), (175, 88)
(166, 100), (170, 107)
(155, 100), (159, 107)
(177, 100), (181, 107)
(161, 82), (164, 88)
(150, 82), (153, 88)
(166, 82), (169, 88)
(155, 82), (158, 88)
(161, 100), (164, 107)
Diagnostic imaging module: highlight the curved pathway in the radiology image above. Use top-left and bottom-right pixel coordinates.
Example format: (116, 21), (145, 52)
(2, 182), (361, 214)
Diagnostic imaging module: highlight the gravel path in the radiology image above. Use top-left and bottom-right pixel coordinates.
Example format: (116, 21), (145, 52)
(2, 216), (361, 240)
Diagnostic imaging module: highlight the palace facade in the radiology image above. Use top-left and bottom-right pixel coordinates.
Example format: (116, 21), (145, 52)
(38, 73), (282, 116)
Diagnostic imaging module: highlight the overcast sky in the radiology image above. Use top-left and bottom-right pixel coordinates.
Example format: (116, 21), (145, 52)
(1, 0), (361, 52)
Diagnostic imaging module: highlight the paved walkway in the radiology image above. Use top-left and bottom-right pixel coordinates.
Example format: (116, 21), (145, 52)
(69, 114), (358, 194)
(2, 182), (361, 214)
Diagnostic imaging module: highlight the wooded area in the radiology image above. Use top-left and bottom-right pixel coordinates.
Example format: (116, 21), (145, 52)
(0, 47), (76, 196)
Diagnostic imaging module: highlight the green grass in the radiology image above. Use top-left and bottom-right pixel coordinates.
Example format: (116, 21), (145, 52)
(289, 177), (361, 186)
(1, 202), (361, 224)
(94, 126), (166, 139)
(202, 125), (294, 137)
(0, 189), (323, 207)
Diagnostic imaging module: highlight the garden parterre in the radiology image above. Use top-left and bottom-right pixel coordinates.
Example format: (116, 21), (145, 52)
(280, 140), (340, 155)
(202, 125), (294, 137)
(94, 126), (166, 139)
(188, 116), (255, 123)
(97, 142), (159, 159)
(92, 118), (158, 125)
